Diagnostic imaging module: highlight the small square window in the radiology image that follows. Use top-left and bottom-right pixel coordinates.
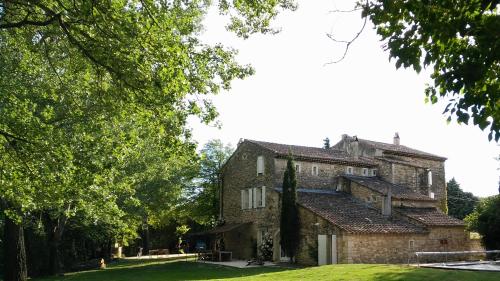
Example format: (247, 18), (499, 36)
(295, 164), (301, 173)
(312, 165), (318, 176)
(346, 166), (353, 175)
(409, 240), (415, 249)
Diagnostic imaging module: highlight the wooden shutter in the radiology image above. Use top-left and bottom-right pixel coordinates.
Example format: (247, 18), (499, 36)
(252, 188), (257, 208)
(248, 188), (253, 209)
(241, 189), (245, 210)
(261, 186), (266, 207)
(257, 156), (264, 175)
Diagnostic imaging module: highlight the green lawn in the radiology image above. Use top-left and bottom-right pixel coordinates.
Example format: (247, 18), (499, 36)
(34, 258), (500, 281)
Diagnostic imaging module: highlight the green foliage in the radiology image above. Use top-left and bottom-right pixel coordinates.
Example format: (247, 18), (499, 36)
(259, 233), (273, 261)
(361, 0), (500, 141)
(0, 0), (295, 278)
(465, 195), (500, 250)
(280, 154), (300, 262)
(447, 178), (479, 219)
(183, 140), (234, 226)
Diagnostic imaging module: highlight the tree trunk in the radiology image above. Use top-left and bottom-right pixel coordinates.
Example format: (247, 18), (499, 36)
(44, 213), (67, 276)
(142, 225), (150, 254)
(3, 215), (28, 281)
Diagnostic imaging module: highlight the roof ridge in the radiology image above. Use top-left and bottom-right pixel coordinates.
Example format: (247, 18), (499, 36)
(246, 139), (327, 150)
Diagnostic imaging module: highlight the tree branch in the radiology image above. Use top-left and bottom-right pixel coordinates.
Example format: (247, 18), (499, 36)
(0, 129), (32, 144)
(0, 13), (60, 29)
(325, 14), (367, 65)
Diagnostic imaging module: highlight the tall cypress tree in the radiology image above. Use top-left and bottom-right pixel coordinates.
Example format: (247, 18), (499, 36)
(280, 153), (300, 262)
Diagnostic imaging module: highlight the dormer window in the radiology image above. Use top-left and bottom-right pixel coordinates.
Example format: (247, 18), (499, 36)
(312, 165), (318, 176)
(362, 168), (368, 176)
(257, 156), (264, 175)
(346, 166), (353, 175)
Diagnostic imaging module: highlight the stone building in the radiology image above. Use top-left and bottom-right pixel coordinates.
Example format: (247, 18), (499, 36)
(216, 134), (479, 265)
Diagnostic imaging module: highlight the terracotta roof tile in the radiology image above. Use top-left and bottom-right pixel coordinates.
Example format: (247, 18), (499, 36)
(395, 207), (465, 227)
(296, 190), (427, 234)
(344, 175), (435, 201)
(246, 139), (376, 167)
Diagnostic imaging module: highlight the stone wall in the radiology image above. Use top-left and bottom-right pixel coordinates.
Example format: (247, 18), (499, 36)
(221, 141), (281, 260)
(350, 182), (384, 210)
(295, 206), (345, 265)
(390, 155), (447, 212)
(345, 226), (476, 264)
(375, 157), (447, 212)
(273, 159), (372, 189)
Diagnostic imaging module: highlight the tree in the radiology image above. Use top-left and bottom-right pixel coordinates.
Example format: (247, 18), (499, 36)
(447, 178), (479, 219)
(323, 137), (330, 149)
(360, 0), (500, 141)
(280, 154), (300, 262)
(0, 1), (296, 279)
(187, 140), (234, 226)
(465, 195), (500, 250)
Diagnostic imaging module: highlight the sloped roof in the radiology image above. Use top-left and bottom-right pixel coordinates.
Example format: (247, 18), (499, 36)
(394, 207), (465, 227)
(246, 139), (376, 167)
(296, 190), (427, 234)
(339, 136), (446, 161)
(344, 175), (435, 201)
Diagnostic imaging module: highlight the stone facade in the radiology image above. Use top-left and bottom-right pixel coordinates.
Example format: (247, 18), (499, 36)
(219, 136), (478, 265)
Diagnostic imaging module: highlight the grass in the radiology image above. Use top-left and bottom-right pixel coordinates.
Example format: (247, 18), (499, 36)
(33, 258), (500, 281)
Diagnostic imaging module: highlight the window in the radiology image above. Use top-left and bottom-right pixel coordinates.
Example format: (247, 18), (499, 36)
(257, 156), (265, 175)
(346, 166), (353, 175)
(312, 165), (318, 176)
(295, 163), (301, 173)
(241, 189), (248, 210)
(242, 153), (248, 160)
(258, 186), (266, 207)
(409, 240), (415, 249)
(429, 192), (435, 199)
(427, 170), (433, 186)
(242, 187), (266, 209)
(371, 169), (377, 176)
(362, 168), (368, 176)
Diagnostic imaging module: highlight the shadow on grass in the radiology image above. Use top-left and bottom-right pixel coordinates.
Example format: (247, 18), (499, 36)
(35, 259), (289, 281)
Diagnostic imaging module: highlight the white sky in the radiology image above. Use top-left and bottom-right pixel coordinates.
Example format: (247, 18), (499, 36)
(189, 0), (499, 197)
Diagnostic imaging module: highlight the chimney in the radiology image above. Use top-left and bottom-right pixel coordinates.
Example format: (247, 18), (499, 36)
(351, 135), (359, 159)
(393, 132), (400, 145)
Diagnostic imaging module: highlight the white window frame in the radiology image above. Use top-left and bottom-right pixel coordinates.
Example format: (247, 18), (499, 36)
(371, 169), (377, 176)
(257, 156), (265, 175)
(427, 170), (433, 186)
(362, 168), (368, 176)
(312, 165), (319, 176)
(346, 166), (353, 175)
(295, 163), (301, 173)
